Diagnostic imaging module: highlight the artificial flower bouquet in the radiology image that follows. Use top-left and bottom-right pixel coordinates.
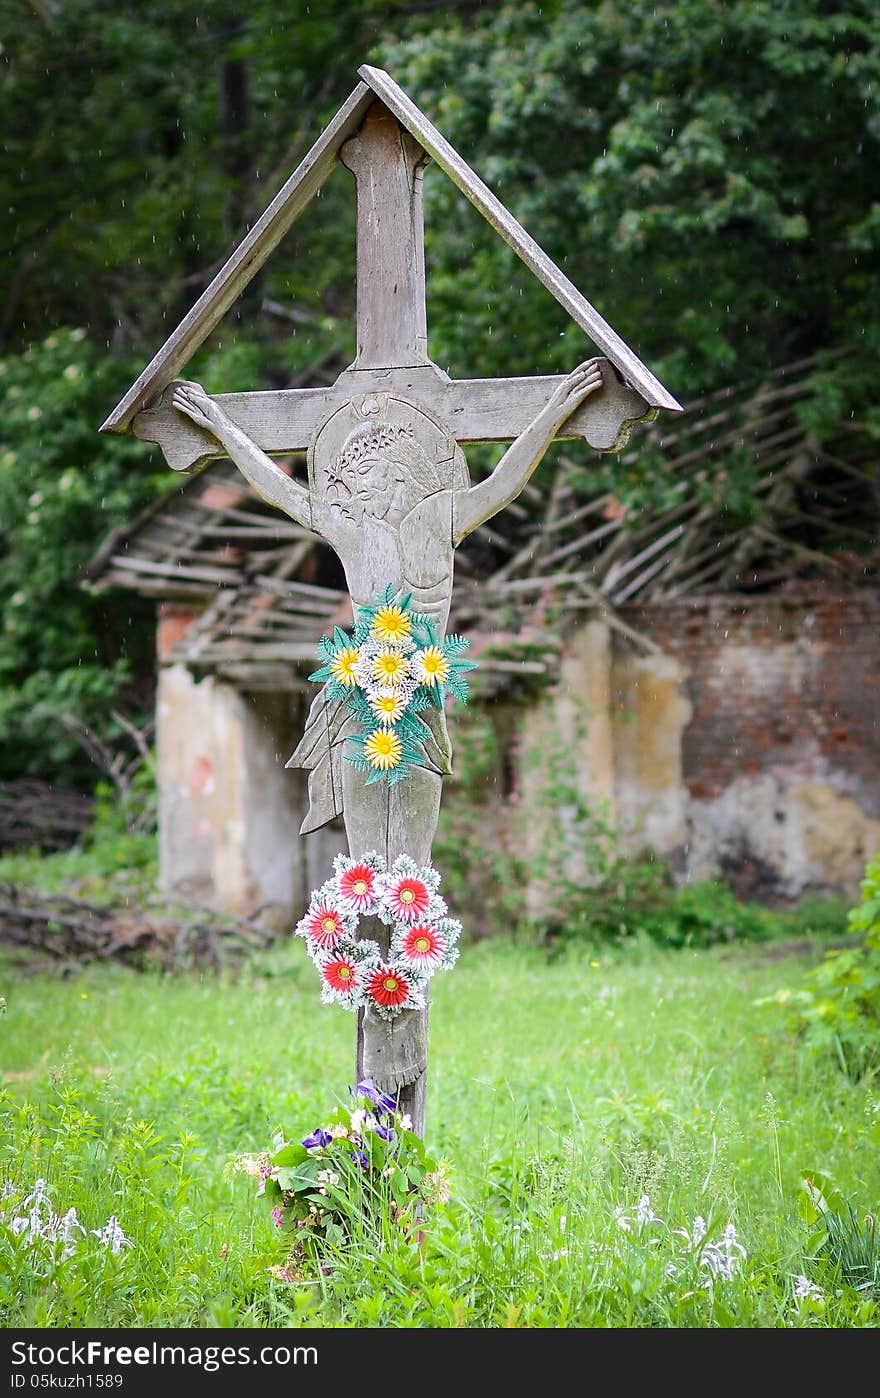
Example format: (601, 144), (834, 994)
(309, 584), (476, 785)
(294, 852), (461, 1019)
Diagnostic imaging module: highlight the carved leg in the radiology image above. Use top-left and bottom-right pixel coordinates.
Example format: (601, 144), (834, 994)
(343, 761), (441, 1136)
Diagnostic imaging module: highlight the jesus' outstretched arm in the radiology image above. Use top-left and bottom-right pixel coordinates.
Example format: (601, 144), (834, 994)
(452, 358), (603, 544)
(171, 380), (313, 531)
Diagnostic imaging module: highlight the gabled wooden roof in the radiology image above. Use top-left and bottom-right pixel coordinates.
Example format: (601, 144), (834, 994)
(86, 354), (878, 692)
(100, 65), (680, 435)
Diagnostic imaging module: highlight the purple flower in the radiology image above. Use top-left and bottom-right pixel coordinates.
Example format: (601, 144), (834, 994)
(302, 1128), (332, 1150)
(349, 1149), (369, 1168)
(271, 1207), (283, 1228)
(352, 1078), (397, 1117)
(374, 1123), (395, 1142)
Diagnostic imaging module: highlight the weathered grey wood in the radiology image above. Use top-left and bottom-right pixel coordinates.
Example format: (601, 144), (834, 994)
(103, 76), (683, 1142)
(172, 362), (604, 1134)
(133, 357), (647, 473)
(102, 68), (679, 438)
(341, 103), (429, 368)
(358, 65), (683, 415)
(100, 81), (374, 433)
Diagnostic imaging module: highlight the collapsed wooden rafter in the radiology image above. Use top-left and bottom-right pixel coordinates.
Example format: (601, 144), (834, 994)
(86, 353), (878, 691)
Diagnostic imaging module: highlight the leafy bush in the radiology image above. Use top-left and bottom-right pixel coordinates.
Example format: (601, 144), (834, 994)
(0, 331), (163, 785)
(760, 855), (880, 1079)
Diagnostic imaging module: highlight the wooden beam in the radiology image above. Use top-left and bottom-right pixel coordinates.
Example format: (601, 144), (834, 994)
(359, 65), (682, 415)
(100, 81), (374, 433)
(340, 103), (429, 368)
(131, 356), (651, 473)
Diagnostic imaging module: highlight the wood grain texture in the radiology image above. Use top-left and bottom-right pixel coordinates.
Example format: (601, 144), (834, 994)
(358, 65), (682, 414)
(100, 81), (374, 433)
(134, 358), (649, 474)
(341, 103), (429, 368)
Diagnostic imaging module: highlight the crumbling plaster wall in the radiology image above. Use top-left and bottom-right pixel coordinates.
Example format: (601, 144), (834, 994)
(514, 590), (879, 904)
(155, 609), (340, 921)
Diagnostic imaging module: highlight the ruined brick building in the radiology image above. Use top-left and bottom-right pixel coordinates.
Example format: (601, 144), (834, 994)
(86, 355), (880, 918)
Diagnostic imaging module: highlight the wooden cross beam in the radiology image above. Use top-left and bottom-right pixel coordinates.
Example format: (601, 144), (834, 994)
(102, 69), (680, 473)
(100, 66), (682, 1140)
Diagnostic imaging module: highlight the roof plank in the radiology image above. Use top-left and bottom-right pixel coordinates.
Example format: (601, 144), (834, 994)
(359, 65), (682, 414)
(101, 81), (374, 433)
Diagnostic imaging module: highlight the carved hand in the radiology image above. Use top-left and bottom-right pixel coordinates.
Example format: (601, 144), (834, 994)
(171, 380), (230, 440)
(543, 358), (603, 429)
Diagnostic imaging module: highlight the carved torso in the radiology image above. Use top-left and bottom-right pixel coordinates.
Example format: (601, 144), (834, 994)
(308, 392), (468, 632)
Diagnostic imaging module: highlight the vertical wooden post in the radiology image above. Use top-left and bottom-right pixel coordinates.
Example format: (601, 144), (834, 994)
(341, 104), (430, 370)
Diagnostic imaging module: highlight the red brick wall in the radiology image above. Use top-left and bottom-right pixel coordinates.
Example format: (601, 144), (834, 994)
(620, 587), (880, 817)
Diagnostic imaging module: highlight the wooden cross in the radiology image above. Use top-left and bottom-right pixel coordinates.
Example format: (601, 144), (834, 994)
(102, 67), (681, 1135)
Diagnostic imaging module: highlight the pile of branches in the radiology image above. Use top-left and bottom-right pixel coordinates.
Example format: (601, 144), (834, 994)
(0, 883), (280, 973)
(0, 781), (93, 852)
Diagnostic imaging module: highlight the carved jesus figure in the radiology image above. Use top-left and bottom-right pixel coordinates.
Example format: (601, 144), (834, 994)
(172, 360), (602, 1095)
(173, 359), (602, 832)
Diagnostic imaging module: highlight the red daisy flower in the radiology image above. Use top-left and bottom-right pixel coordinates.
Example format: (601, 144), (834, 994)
(385, 876), (431, 923)
(321, 955), (359, 995)
(305, 903), (346, 950)
(366, 964), (412, 1009)
(338, 863), (378, 911)
(399, 922), (444, 970)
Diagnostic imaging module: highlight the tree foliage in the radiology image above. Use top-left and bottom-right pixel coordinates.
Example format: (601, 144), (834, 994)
(1, 0), (878, 784)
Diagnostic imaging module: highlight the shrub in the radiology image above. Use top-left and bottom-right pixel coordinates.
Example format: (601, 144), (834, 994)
(760, 854), (880, 1079)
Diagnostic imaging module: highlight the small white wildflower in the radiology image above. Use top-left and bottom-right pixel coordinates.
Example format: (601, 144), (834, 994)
(91, 1215), (132, 1255)
(10, 591), (25, 606)
(636, 1195), (660, 1227)
(0, 1180), (15, 1201)
(613, 1205), (632, 1233)
(56, 1208), (85, 1259)
(551, 1248), (570, 1260)
(27, 510), (40, 524)
(700, 1223), (746, 1284)
(793, 1274), (823, 1302)
(399, 1112), (413, 1131)
(330, 1123), (349, 1140)
(28, 491), (43, 507)
(21, 1179), (54, 1238)
(26, 406), (42, 421)
(44, 335), (58, 350)
(63, 364), (81, 380)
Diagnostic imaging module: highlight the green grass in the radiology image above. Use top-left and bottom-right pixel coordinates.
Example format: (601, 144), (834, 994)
(2, 934), (878, 1327)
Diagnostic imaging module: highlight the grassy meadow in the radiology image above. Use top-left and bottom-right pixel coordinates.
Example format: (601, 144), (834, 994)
(2, 924), (878, 1328)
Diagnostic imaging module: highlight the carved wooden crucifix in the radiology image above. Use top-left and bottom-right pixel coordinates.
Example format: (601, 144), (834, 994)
(102, 67), (681, 1136)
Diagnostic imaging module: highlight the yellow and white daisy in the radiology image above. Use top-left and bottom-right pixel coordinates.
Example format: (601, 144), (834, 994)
(369, 688), (407, 727)
(364, 728), (403, 770)
(414, 645), (449, 687)
(330, 645), (360, 686)
(371, 648), (410, 687)
(370, 604), (411, 644)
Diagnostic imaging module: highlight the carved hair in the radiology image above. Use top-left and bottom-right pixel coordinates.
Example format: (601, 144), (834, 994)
(334, 417), (468, 493)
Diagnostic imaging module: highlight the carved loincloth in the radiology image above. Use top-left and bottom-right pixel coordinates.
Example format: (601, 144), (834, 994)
(286, 684), (453, 835)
